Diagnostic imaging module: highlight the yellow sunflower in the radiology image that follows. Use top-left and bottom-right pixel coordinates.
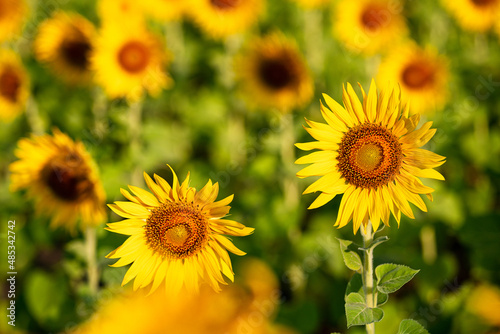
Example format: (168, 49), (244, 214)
(235, 32), (313, 112)
(34, 11), (96, 84)
(442, 0), (500, 32)
(105, 165), (254, 294)
(377, 43), (449, 115)
(9, 129), (107, 232)
(467, 284), (500, 327)
(91, 23), (172, 101)
(295, 80), (446, 234)
(0, 0), (28, 42)
(0, 49), (29, 122)
(186, 0), (264, 39)
(141, 0), (186, 21)
(97, 0), (146, 26)
(332, 0), (408, 55)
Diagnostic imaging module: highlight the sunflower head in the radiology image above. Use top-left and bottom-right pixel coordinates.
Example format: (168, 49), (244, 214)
(9, 129), (106, 232)
(236, 32), (313, 112)
(442, 0), (500, 32)
(377, 43), (449, 114)
(106, 165), (254, 294)
(0, 0), (28, 42)
(34, 11), (96, 84)
(296, 80), (446, 234)
(0, 49), (29, 122)
(140, 0), (186, 21)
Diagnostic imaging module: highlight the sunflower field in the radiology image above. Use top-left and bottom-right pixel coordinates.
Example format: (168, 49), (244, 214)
(1, 0), (500, 333)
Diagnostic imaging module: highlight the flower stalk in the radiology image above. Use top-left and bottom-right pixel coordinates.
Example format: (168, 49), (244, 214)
(361, 222), (376, 334)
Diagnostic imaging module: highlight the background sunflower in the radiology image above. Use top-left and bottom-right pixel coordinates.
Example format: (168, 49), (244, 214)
(0, 49), (29, 122)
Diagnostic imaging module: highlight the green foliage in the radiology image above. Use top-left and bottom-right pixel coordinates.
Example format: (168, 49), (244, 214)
(397, 319), (430, 334)
(345, 293), (384, 328)
(337, 238), (363, 271)
(345, 273), (389, 306)
(375, 264), (420, 295)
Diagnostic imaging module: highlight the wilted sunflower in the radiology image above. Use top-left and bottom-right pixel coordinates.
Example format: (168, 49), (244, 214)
(141, 0), (185, 21)
(236, 32), (313, 112)
(442, 0), (500, 32)
(0, 49), (29, 122)
(0, 0), (28, 42)
(377, 43), (449, 114)
(296, 80), (446, 234)
(34, 11), (95, 84)
(333, 0), (408, 55)
(106, 166), (254, 294)
(91, 23), (172, 101)
(9, 129), (106, 232)
(186, 0), (264, 39)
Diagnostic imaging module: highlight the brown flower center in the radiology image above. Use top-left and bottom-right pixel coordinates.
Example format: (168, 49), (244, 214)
(401, 62), (435, 89)
(471, 0), (497, 7)
(0, 68), (21, 103)
(211, 0), (240, 9)
(360, 5), (387, 31)
(41, 152), (94, 202)
(258, 58), (295, 90)
(145, 202), (209, 259)
(337, 124), (402, 189)
(118, 41), (150, 74)
(61, 38), (92, 70)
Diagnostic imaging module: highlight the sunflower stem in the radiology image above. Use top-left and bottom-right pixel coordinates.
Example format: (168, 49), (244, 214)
(361, 222), (376, 334)
(85, 226), (98, 295)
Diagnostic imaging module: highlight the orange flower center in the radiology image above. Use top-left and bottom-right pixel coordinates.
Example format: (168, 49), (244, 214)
(210, 0), (239, 9)
(337, 124), (402, 189)
(401, 62), (435, 89)
(258, 57), (295, 90)
(360, 5), (386, 31)
(145, 202), (209, 259)
(118, 41), (150, 74)
(0, 68), (21, 103)
(41, 152), (94, 202)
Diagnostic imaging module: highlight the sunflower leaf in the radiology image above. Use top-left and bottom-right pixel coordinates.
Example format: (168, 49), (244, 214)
(337, 238), (363, 271)
(345, 293), (384, 328)
(376, 264), (420, 294)
(397, 319), (429, 334)
(346, 273), (389, 306)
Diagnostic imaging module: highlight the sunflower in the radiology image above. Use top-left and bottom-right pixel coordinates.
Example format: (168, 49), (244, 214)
(332, 0), (408, 55)
(97, 0), (146, 26)
(9, 129), (107, 232)
(34, 11), (95, 84)
(442, 0), (500, 32)
(377, 43), (449, 115)
(141, 0), (186, 21)
(105, 165), (254, 294)
(91, 22), (172, 101)
(0, 49), (29, 122)
(235, 32), (313, 112)
(295, 80), (446, 234)
(0, 0), (28, 42)
(186, 0), (264, 39)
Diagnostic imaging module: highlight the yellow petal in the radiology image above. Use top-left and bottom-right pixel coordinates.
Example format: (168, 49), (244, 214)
(365, 79), (378, 123)
(322, 93), (355, 127)
(308, 192), (337, 209)
(128, 185), (160, 207)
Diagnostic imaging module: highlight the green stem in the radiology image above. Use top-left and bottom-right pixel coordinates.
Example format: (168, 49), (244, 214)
(361, 222), (375, 334)
(85, 226), (98, 295)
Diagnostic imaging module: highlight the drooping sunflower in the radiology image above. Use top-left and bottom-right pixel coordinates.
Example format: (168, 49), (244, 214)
(377, 43), (449, 115)
(0, 49), (29, 122)
(0, 0), (28, 42)
(186, 0), (264, 39)
(235, 32), (313, 112)
(442, 0), (500, 32)
(9, 129), (107, 232)
(295, 80), (446, 234)
(34, 11), (95, 84)
(141, 0), (186, 21)
(332, 0), (408, 55)
(105, 166), (254, 294)
(91, 23), (172, 101)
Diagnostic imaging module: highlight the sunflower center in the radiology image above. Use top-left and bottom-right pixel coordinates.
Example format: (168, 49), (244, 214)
(41, 153), (93, 202)
(259, 58), (293, 90)
(61, 38), (92, 70)
(118, 41), (150, 74)
(471, 0), (497, 6)
(0, 68), (21, 102)
(337, 124), (402, 189)
(361, 5), (386, 31)
(145, 202), (208, 259)
(210, 0), (239, 9)
(402, 62), (434, 89)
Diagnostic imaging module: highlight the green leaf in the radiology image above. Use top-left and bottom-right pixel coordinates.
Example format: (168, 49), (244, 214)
(359, 236), (389, 251)
(377, 292), (388, 306)
(346, 273), (389, 306)
(397, 319), (430, 334)
(337, 238), (363, 271)
(376, 264), (420, 294)
(345, 293), (384, 328)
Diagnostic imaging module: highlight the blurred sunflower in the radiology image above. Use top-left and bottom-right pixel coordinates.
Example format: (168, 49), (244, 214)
(0, 0), (28, 42)
(467, 284), (500, 327)
(235, 32), (313, 112)
(377, 43), (449, 114)
(186, 0), (264, 39)
(9, 129), (106, 232)
(333, 0), (408, 55)
(0, 49), (29, 122)
(442, 0), (500, 32)
(91, 23), (172, 101)
(34, 11), (95, 84)
(106, 165), (254, 294)
(141, 0), (185, 21)
(98, 0), (145, 26)
(296, 80), (446, 233)
(293, 0), (330, 9)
